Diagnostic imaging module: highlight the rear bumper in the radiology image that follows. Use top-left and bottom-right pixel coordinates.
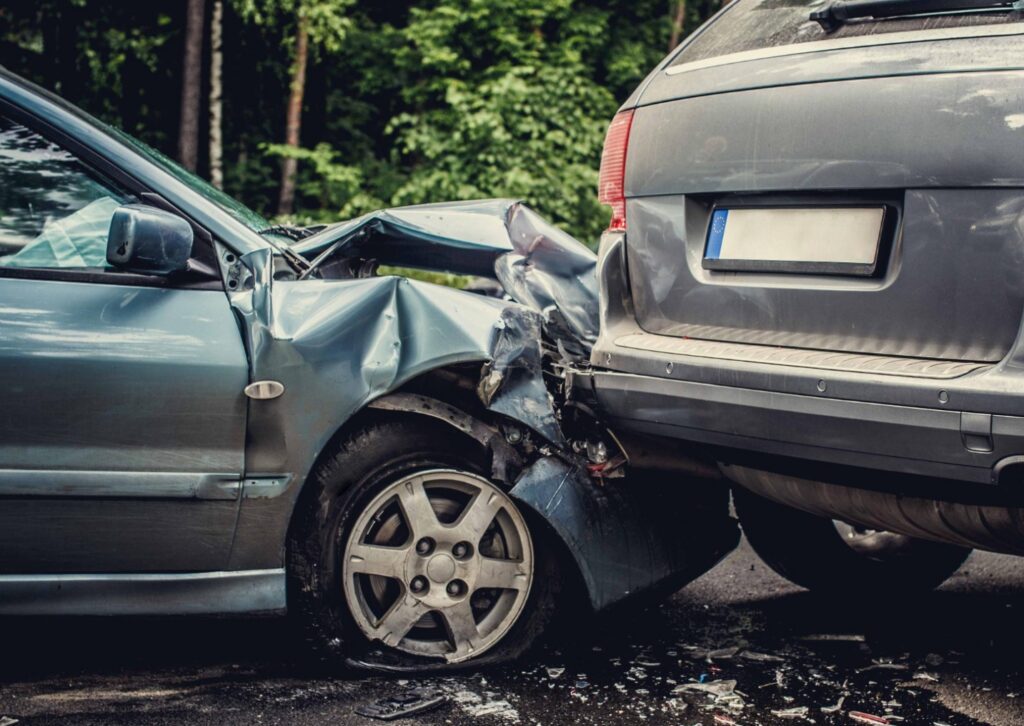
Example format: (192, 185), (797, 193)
(591, 230), (1024, 487)
(584, 368), (1024, 485)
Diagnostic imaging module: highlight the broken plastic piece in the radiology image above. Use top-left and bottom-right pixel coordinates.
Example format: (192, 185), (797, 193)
(822, 696), (847, 713)
(354, 688), (446, 720)
(849, 712), (890, 725)
(773, 706), (810, 719)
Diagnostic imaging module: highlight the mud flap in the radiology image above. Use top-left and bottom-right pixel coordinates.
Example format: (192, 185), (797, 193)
(510, 457), (740, 612)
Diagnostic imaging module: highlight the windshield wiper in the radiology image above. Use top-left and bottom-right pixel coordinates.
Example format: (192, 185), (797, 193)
(811, 0), (1023, 32)
(256, 224), (327, 274)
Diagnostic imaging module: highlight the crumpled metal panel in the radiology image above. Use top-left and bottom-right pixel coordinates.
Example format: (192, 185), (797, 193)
(511, 457), (739, 611)
(229, 247), (562, 482)
(293, 199), (599, 351)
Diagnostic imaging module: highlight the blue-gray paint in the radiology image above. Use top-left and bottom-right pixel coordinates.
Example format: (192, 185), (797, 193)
(0, 470), (240, 499)
(0, 569), (285, 615)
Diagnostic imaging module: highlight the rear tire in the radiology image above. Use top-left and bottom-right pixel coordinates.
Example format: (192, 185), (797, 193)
(287, 417), (560, 671)
(733, 485), (971, 594)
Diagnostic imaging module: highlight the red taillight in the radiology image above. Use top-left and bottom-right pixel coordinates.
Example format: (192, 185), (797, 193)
(598, 109), (635, 232)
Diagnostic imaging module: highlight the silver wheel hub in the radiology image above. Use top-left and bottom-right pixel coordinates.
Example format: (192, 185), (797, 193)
(426, 554), (456, 583)
(342, 469), (534, 663)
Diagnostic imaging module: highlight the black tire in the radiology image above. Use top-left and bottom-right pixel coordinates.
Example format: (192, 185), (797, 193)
(733, 485), (972, 594)
(287, 416), (561, 672)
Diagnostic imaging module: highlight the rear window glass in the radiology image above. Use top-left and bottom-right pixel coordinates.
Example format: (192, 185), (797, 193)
(672, 0), (1024, 67)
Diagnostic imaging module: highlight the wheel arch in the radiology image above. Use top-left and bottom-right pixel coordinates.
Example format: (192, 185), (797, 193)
(278, 365), (591, 616)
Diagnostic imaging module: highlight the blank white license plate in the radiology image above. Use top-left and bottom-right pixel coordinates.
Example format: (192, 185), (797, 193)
(703, 207), (886, 275)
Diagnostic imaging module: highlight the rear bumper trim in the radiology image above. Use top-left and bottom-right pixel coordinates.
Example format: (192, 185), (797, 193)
(588, 370), (1024, 484)
(615, 331), (987, 379)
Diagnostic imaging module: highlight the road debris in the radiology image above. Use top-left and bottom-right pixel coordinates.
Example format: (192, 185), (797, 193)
(821, 696), (847, 713)
(799, 634), (867, 643)
(354, 689), (446, 720)
(545, 667), (565, 679)
(772, 705), (810, 719)
(450, 690), (519, 721)
(857, 662), (909, 674)
(849, 711), (890, 724)
(673, 678), (746, 712)
(673, 679), (738, 697)
(0, 718), (18, 726)
(740, 650), (786, 663)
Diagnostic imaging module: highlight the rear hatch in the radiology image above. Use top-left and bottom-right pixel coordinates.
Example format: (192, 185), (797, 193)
(623, 1), (1024, 367)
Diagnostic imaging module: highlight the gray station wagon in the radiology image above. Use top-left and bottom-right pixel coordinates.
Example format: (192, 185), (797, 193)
(584, 0), (1024, 592)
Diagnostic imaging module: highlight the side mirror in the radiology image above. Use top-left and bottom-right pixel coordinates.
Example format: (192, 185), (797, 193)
(106, 204), (194, 276)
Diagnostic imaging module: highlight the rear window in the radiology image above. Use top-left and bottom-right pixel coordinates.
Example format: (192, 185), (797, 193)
(673, 0), (1024, 67)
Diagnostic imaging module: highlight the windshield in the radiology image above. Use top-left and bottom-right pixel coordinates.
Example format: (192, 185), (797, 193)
(9, 72), (277, 237)
(672, 0), (1024, 67)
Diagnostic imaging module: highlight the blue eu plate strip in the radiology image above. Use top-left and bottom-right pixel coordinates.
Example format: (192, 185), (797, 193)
(706, 209), (728, 260)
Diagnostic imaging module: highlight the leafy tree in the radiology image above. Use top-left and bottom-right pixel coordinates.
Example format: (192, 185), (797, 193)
(178, 0), (207, 171)
(1, 0), (724, 245)
(234, 0), (354, 214)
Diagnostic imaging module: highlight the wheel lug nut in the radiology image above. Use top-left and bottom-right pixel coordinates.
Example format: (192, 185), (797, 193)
(416, 538), (434, 556)
(410, 576), (428, 594)
(453, 543), (467, 558)
(446, 580), (465, 597)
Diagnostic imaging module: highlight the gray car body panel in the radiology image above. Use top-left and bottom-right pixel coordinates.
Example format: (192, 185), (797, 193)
(590, 7), (1024, 549)
(0, 277), (248, 574)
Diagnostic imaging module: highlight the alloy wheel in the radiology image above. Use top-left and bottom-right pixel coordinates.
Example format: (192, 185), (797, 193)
(342, 469), (534, 663)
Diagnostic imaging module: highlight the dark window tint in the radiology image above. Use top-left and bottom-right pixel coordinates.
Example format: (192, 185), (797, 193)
(673, 0), (1024, 66)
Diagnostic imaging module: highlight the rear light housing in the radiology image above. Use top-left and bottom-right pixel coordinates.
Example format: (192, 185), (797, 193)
(598, 109), (635, 232)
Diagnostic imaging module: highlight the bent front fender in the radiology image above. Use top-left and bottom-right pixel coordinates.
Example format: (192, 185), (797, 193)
(510, 457), (739, 612)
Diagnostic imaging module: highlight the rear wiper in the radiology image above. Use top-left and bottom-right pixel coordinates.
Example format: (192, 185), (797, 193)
(811, 0), (1023, 32)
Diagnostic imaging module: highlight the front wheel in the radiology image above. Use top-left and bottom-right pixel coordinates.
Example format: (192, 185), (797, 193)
(733, 485), (972, 594)
(288, 418), (560, 670)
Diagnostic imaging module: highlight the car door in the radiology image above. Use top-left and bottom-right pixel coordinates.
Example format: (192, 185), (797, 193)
(0, 113), (250, 574)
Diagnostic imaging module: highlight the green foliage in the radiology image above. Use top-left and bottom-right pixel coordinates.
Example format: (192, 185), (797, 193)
(1, 0), (723, 249)
(376, 0), (621, 243)
(233, 0), (355, 53)
(263, 141), (382, 218)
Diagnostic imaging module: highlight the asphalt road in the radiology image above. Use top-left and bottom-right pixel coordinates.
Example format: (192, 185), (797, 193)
(2, 538), (1022, 726)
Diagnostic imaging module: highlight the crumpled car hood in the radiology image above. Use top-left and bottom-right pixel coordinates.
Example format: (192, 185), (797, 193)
(292, 199), (599, 351)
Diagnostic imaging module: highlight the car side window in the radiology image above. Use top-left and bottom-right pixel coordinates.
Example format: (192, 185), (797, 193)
(0, 115), (131, 271)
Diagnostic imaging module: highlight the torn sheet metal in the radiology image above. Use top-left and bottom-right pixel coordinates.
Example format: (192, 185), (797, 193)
(228, 247), (561, 478)
(509, 456), (739, 611)
(292, 199), (599, 351)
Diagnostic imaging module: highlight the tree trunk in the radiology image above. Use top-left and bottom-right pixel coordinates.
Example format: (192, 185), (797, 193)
(178, 0), (207, 172)
(209, 0), (224, 189)
(277, 15), (309, 216)
(669, 0), (687, 52)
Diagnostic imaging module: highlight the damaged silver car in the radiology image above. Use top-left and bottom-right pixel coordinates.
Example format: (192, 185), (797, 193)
(0, 69), (738, 668)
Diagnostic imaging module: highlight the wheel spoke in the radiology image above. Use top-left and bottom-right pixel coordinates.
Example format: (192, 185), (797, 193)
(347, 542), (408, 579)
(443, 599), (480, 660)
(456, 488), (505, 542)
(371, 596), (429, 647)
(396, 477), (439, 538)
(476, 556), (529, 591)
